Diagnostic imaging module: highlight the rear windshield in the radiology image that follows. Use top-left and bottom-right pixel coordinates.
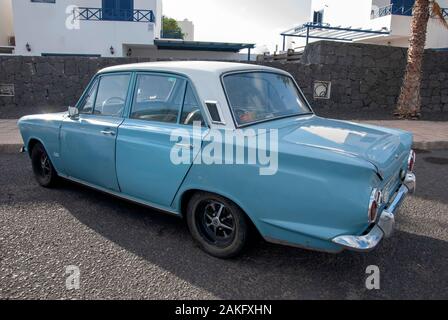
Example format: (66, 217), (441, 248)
(222, 72), (311, 126)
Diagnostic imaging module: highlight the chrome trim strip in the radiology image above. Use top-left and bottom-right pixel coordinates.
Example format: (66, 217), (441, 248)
(59, 174), (180, 216)
(264, 236), (344, 254)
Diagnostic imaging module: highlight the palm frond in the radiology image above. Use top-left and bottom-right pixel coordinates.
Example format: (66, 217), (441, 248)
(431, 0), (448, 29)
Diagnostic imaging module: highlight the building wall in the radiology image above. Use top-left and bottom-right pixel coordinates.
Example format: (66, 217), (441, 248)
(1, 42), (447, 119)
(177, 19), (194, 41)
(308, 0), (448, 49)
(311, 0), (372, 27)
(11, 0), (161, 57)
(154, 0), (163, 40)
(0, 0), (13, 47)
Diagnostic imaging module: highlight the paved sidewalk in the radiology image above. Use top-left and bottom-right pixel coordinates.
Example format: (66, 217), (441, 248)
(1, 119), (447, 152)
(0, 120), (23, 153)
(361, 120), (448, 151)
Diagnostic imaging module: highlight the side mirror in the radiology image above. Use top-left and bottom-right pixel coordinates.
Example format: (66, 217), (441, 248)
(68, 106), (79, 118)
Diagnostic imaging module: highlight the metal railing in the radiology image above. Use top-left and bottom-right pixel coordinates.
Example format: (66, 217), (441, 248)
(73, 7), (155, 23)
(442, 8), (448, 19)
(372, 4), (448, 19)
(371, 4), (413, 19)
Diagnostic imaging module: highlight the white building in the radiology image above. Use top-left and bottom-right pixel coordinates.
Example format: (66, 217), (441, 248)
(0, 0), (162, 57)
(283, 0), (448, 50)
(0, 0), (14, 53)
(0, 0), (253, 60)
(177, 18), (194, 41)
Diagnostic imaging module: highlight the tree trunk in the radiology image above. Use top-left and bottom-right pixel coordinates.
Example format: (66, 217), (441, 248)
(396, 0), (430, 118)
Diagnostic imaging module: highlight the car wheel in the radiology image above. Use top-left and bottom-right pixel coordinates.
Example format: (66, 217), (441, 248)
(186, 192), (248, 258)
(31, 142), (58, 188)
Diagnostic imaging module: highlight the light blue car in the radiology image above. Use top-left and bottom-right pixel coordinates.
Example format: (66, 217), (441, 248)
(18, 61), (416, 258)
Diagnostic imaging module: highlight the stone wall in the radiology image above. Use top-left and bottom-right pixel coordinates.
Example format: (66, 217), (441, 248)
(1, 41), (447, 119)
(0, 56), (153, 118)
(258, 41), (448, 119)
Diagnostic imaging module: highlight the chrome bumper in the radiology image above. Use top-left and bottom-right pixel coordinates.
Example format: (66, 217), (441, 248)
(332, 172), (416, 252)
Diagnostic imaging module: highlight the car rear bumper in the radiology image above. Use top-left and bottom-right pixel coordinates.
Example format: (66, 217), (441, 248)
(331, 172), (416, 252)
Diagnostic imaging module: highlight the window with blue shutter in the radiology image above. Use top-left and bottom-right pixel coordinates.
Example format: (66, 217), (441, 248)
(102, 0), (134, 21)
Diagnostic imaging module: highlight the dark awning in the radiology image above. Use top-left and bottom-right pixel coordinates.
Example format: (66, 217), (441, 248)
(281, 23), (390, 50)
(154, 39), (255, 52)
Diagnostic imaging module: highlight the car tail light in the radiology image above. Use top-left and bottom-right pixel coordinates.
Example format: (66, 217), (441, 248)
(407, 150), (416, 172)
(368, 188), (381, 223)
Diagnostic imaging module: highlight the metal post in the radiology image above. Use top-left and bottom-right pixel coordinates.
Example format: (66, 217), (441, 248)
(282, 35), (286, 52)
(306, 26), (310, 45)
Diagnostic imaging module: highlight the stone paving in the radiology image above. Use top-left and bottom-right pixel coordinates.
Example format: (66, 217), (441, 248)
(0, 119), (22, 153)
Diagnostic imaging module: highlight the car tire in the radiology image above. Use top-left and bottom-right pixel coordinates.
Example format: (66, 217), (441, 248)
(31, 142), (58, 188)
(186, 192), (249, 258)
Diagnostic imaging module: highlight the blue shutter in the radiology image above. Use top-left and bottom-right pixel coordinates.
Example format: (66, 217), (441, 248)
(102, 0), (134, 21)
(119, 0), (134, 21)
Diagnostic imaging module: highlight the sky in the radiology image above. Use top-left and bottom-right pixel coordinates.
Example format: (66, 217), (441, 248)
(162, 0), (312, 53)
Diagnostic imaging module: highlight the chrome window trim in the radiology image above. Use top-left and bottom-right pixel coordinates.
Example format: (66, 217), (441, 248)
(204, 100), (226, 125)
(124, 70), (210, 128)
(220, 70), (314, 128)
(92, 72), (132, 118)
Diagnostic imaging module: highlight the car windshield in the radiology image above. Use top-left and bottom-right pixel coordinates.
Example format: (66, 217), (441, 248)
(222, 72), (311, 126)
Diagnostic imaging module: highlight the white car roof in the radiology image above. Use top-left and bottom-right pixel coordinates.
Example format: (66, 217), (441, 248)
(98, 60), (287, 77)
(98, 61), (294, 130)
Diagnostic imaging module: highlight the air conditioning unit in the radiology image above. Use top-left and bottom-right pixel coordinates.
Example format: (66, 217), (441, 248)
(8, 36), (15, 47)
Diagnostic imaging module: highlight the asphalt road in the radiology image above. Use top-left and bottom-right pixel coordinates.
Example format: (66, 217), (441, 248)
(0, 150), (447, 300)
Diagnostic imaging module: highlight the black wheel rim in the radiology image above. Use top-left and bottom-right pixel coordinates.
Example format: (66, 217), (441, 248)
(195, 200), (236, 247)
(33, 149), (51, 181)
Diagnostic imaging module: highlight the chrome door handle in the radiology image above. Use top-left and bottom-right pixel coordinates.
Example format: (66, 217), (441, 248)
(101, 130), (116, 136)
(175, 143), (193, 149)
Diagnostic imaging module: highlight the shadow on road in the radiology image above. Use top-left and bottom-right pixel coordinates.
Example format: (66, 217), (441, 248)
(55, 177), (448, 299)
(2, 151), (447, 299)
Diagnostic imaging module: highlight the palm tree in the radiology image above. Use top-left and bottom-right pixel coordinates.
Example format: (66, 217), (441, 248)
(396, 0), (448, 119)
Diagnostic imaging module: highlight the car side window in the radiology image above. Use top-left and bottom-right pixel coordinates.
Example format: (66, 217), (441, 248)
(78, 79), (98, 114)
(180, 84), (205, 126)
(131, 74), (186, 123)
(93, 74), (130, 117)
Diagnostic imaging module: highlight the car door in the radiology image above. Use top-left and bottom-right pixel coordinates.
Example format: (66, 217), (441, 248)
(116, 73), (208, 208)
(60, 73), (131, 191)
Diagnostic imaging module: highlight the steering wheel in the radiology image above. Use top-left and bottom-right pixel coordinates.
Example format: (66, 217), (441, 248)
(184, 109), (202, 125)
(101, 97), (126, 115)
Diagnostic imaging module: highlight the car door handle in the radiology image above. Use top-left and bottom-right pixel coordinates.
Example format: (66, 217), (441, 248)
(101, 130), (116, 136)
(175, 143), (193, 149)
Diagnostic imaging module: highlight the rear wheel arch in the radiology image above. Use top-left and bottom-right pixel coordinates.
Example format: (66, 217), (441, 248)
(179, 189), (260, 234)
